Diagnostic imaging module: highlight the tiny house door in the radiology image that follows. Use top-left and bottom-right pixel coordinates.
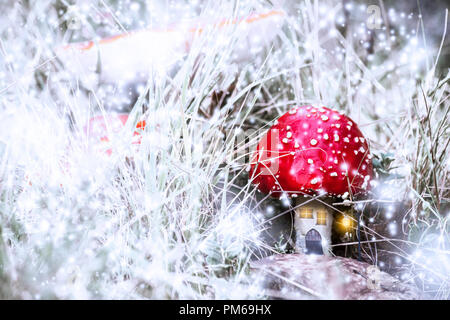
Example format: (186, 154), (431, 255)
(305, 229), (323, 255)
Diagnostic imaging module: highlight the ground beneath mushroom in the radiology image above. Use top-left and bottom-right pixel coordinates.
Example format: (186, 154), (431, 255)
(250, 254), (422, 300)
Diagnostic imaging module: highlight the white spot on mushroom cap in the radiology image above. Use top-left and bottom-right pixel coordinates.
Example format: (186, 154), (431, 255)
(323, 133), (329, 140)
(330, 172), (338, 176)
(334, 134), (339, 141)
(317, 128), (323, 133)
(310, 139), (318, 146)
(310, 178), (318, 185)
(282, 138), (289, 143)
(344, 137), (349, 143)
(286, 132), (292, 138)
(294, 142), (299, 148)
(321, 115), (329, 121)
(307, 159), (313, 164)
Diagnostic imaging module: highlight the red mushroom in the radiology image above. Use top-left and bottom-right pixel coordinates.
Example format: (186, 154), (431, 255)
(250, 105), (373, 255)
(24, 114), (146, 187)
(57, 10), (285, 84)
(85, 113), (146, 155)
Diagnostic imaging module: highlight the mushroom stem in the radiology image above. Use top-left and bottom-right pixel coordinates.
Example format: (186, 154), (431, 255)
(293, 199), (333, 256)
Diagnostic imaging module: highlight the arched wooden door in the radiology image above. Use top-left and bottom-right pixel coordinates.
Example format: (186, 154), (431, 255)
(305, 229), (323, 255)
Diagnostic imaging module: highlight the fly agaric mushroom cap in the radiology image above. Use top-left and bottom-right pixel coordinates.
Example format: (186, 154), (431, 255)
(84, 113), (146, 155)
(250, 105), (373, 198)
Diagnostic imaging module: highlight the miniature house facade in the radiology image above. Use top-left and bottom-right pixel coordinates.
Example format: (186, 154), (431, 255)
(294, 202), (333, 255)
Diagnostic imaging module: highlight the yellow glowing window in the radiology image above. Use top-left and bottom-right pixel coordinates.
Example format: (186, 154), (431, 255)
(316, 211), (327, 225)
(299, 208), (313, 219)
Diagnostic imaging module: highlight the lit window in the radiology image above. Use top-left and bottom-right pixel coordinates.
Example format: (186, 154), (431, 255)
(299, 208), (313, 219)
(316, 210), (327, 225)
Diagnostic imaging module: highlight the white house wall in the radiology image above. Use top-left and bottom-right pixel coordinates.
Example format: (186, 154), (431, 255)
(294, 202), (333, 255)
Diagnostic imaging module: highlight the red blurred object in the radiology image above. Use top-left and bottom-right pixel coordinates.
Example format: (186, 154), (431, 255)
(84, 114), (146, 155)
(250, 105), (373, 197)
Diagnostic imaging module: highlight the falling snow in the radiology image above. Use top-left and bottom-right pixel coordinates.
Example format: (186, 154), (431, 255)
(0, 0), (448, 301)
